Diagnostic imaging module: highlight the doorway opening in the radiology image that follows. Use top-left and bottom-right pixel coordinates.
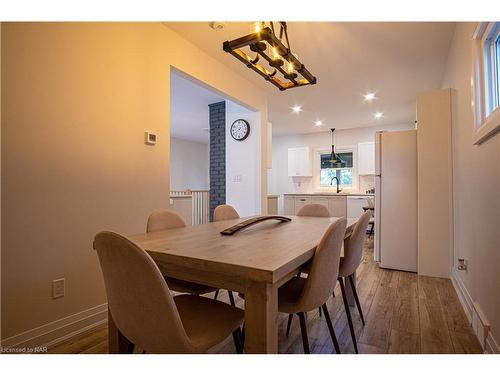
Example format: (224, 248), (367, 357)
(169, 69), (262, 224)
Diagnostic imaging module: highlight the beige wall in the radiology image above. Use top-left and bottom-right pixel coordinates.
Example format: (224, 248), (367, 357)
(1, 23), (267, 339)
(416, 89), (453, 278)
(441, 23), (500, 343)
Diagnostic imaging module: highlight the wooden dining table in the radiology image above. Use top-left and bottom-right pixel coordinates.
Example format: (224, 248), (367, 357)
(109, 215), (359, 354)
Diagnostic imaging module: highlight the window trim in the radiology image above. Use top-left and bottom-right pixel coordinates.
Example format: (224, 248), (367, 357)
(471, 22), (500, 145)
(313, 146), (358, 192)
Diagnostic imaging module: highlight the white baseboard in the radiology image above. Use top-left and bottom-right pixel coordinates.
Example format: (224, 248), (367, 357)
(450, 268), (473, 322)
(451, 268), (499, 353)
(1, 303), (108, 350)
(485, 331), (500, 354)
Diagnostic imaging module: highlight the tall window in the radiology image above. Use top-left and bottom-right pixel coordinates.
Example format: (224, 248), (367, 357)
(320, 152), (353, 187)
(472, 22), (500, 144)
(483, 23), (500, 117)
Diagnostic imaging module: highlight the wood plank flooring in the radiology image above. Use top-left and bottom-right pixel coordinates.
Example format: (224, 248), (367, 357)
(48, 237), (482, 354)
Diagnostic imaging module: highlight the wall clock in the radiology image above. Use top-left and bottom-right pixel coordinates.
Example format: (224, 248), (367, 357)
(230, 119), (250, 141)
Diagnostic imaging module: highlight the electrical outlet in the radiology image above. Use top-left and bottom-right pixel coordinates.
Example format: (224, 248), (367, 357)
(52, 278), (65, 299)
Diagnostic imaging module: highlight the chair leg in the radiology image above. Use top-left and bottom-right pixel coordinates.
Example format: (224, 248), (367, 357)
(241, 324), (245, 347)
(214, 290), (219, 300)
(286, 314), (293, 336)
(348, 274), (365, 325)
(297, 312), (310, 354)
(228, 290), (236, 307)
(339, 277), (359, 354)
(232, 328), (243, 354)
(318, 307), (322, 317)
(127, 342), (135, 354)
(321, 304), (341, 354)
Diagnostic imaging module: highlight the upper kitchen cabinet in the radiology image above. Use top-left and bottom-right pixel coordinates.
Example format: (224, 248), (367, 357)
(288, 147), (312, 177)
(358, 142), (375, 175)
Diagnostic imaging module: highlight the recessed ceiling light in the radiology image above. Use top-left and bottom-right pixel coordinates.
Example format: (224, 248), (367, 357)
(364, 92), (376, 102)
(291, 105), (302, 113)
(314, 120), (323, 127)
(374, 112), (383, 119)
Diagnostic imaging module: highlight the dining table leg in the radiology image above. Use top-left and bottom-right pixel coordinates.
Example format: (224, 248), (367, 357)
(243, 281), (278, 353)
(108, 308), (133, 353)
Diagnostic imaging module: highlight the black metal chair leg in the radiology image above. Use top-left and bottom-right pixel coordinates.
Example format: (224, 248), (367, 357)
(241, 324), (245, 348)
(318, 307), (322, 317)
(321, 304), (341, 354)
(214, 290), (219, 300)
(348, 274), (365, 325)
(228, 290), (236, 307)
(232, 328), (243, 354)
(297, 312), (310, 354)
(127, 342), (135, 354)
(339, 277), (359, 354)
(286, 314), (293, 336)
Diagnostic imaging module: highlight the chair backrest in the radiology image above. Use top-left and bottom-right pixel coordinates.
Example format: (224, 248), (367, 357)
(94, 231), (196, 353)
(297, 203), (330, 217)
(146, 210), (186, 232)
(339, 210), (372, 277)
(295, 217), (347, 312)
(213, 204), (240, 222)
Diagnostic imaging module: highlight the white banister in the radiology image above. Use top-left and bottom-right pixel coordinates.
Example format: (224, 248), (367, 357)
(170, 189), (209, 225)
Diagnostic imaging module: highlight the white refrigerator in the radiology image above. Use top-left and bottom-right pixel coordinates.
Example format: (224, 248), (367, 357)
(374, 130), (417, 272)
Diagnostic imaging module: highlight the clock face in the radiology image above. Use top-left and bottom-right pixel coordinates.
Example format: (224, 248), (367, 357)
(230, 119), (250, 141)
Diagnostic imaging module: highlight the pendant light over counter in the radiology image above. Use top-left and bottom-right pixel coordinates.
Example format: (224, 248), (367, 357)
(329, 128), (346, 168)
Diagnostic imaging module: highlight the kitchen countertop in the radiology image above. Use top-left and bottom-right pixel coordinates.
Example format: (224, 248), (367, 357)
(283, 193), (375, 197)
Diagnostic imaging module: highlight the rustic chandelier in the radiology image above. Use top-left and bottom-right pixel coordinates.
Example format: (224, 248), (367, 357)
(223, 22), (317, 91)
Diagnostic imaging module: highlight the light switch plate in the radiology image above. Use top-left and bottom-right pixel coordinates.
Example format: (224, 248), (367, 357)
(52, 278), (65, 299)
(144, 131), (157, 145)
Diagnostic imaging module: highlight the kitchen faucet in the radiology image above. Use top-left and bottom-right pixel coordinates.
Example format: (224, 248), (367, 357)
(331, 176), (343, 194)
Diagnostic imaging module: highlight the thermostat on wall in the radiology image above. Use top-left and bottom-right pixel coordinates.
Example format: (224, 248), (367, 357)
(145, 131), (157, 145)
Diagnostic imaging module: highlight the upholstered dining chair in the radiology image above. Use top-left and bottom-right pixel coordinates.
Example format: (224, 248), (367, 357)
(296, 203), (330, 217)
(94, 231), (244, 353)
(146, 210), (220, 299)
(279, 217), (347, 354)
(337, 210), (372, 354)
(213, 204), (240, 222)
(212, 204), (240, 305)
(284, 203), (330, 330)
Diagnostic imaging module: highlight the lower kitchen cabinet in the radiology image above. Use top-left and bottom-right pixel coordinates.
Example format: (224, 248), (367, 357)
(328, 196), (347, 217)
(284, 195), (347, 217)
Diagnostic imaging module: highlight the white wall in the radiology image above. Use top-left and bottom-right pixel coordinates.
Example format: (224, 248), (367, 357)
(441, 23), (500, 348)
(226, 101), (262, 217)
(268, 123), (414, 212)
(169, 137), (209, 191)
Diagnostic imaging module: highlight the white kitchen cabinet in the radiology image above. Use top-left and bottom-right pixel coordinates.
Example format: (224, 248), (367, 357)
(358, 142), (375, 175)
(328, 196), (347, 217)
(284, 194), (348, 217)
(287, 147), (312, 177)
(311, 197), (329, 214)
(294, 196), (311, 212)
(284, 197), (295, 215)
(347, 196), (368, 218)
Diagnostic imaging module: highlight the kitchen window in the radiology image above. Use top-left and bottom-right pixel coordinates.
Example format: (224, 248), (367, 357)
(472, 22), (500, 144)
(319, 152), (353, 187)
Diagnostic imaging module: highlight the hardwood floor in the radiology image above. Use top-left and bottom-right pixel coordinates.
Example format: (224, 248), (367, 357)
(49, 237), (482, 354)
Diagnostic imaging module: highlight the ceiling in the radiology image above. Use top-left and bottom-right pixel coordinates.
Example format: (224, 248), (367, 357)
(167, 22), (456, 136)
(170, 70), (224, 143)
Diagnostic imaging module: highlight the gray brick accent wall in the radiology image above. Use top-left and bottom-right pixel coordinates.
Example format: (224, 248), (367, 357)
(209, 101), (226, 221)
